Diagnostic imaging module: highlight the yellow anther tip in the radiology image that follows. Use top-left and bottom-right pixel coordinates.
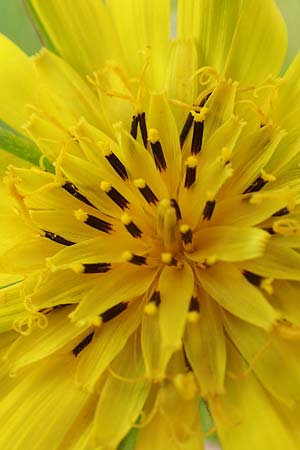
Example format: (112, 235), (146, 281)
(161, 252), (173, 264)
(134, 178), (146, 189)
(192, 107), (209, 122)
(180, 224), (191, 234)
(122, 250), (133, 262)
(187, 311), (200, 323)
(90, 316), (102, 327)
(121, 213), (131, 225)
(206, 255), (217, 266)
(148, 128), (160, 143)
(144, 303), (158, 316)
(99, 141), (111, 156)
(71, 263), (85, 274)
(100, 181), (111, 192)
(74, 208), (88, 222)
(186, 156), (197, 168)
(174, 372), (198, 400)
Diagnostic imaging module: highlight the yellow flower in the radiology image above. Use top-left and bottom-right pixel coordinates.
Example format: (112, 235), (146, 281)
(1, 0), (300, 449)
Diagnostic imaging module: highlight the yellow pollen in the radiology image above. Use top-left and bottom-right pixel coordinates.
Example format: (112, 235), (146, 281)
(273, 218), (300, 235)
(144, 302), (158, 316)
(219, 146), (232, 164)
(261, 278), (274, 295)
(100, 181), (111, 192)
(261, 169), (276, 182)
(161, 252), (173, 264)
(206, 255), (217, 266)
(205, 191), (215, 202)
(134, 178), (146, 189)
(148, 128), (160, 143)
(122, 250), (134, 262)
(74, 208), (88, 222)
(90, 315), (102, 327)
(187, 311), (200, 323)
(121, 212), (131, 225)
(173, 372), (198, 400)
(71, 263), (85, 273)
(99, 141), (111, 156)
(186, 156), (197, 168)
(191, 107), (209, 122)
(180, 224), (191, 234)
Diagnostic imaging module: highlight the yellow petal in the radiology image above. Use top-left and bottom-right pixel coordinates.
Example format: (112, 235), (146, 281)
(197, 262), (279, 329)
(92, 332), (150, 448)
(224, 312), (300, 406)
(30, 0), (124, 75)
(184, 293), (226, 396)
(0, 34), (36, 132)
(159, 262), (194, 350)
(0, 356), (90, 450)
(189, 226), (269, 263)
(75, 300), (142, 391)
(211, 341), (298, 450)
(224, 0), (287, 84)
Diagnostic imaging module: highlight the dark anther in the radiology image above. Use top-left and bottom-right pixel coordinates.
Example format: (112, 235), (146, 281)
(243, 271), (263, 287)
(125, 221), (142, 239)
(101, 302), (128, 323)
(72, 332), (95, 357)
(191, 120), (204, 155)
(82, 263), (111, 273)
(149, 290), (161, 307)
(105, 152), (128, 180)
(184, 166), (197, 189)
(53, 304), (72, 310)
(180, 226), (193, 245)
(264, 227), (276, 235)
(128, 254), (147, 266)
(202, 200), (216, 221)
(180, 112), (194, 149)
(85, 215), (112, 233)
(138, 112), (148, 148)
(62, 181), (95, 208)
(43, 230), (75, 246)
(150, 141), (167, 172)
(138, 184), (158, 205)
(107, 186), (130, 210)
(243, 176), (267, 194)
(272, 207), (289, 217)
(170, 198), (182, 220)
(189, 296), (200, 312)
(130, 115), (139, 139)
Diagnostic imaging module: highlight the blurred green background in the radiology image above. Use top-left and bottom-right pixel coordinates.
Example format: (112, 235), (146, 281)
(0, 0), (300, 67)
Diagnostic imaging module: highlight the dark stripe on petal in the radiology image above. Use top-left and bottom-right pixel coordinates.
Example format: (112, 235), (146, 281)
(107, 187), (130, 210)
(272, 207), (289, 217)
(202, 200), (216, 221)
(101, 302), (128, 322)
(243, 271), (263, 287)
(62, 181), (95, 208)
(149, 290), (161, 306)
(129, 254), (147, 266)
(191, 120), (204, 155)
(85, 214), (112, 233)
(243, 176), (267, 194)
(189, 296), (200, 312)
(138, 112), (148, 148)
(184, 166), (197, 188)
(43, 230), (75, 246)
(180, 112), (194, 149)
(105, 152), (128, 180)
(150, 141), (167, 171)
(82, 263), (111, 273)
(125, 221), (142, 238)
(170, 198), (182, 221)
(139, 185), (158, 205)
(72, 332), (95, 357)
(180, 226), (193, 245)
(130, 115), (139, 139)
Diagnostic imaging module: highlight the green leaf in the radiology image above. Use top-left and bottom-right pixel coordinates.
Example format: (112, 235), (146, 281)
(0, 122), (54, 173)
(118, 427), (139, 450)
(23, 0), (58, 54)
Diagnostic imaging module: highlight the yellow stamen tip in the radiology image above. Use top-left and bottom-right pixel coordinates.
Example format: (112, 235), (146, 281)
(186, 156), (197, 168)
(261, 278), (274, 295)
(180, 224), (191, 234)
(192, 107), (209, 122)
(122, 250), (133, 262)
(174, 372), (198, 400)
(99, 141), (111, 156)
(134, 178), (146, 189)
(161, 252), (173, 264)
(100, 181), (111, 192)
(148, 128), (160, 143)
(187, 311), (200, 323)
(90, 316), (102, 327)
(206, 255), (217, 266)
(121, 213), (131, 225)
(71, 263), (84, 274)
(74, 208), (88, 222)
(144, 303), (158, 316)
(261, 169), (276, 182)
